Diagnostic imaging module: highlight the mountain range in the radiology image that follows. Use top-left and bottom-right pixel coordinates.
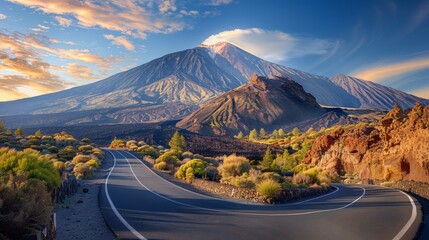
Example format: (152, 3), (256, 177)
(0, 42), (427, 128)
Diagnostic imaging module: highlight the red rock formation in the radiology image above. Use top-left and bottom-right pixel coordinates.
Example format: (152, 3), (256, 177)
(303, 103), (429, 183)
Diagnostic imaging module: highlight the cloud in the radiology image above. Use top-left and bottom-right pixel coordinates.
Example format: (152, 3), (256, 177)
(208, 0), (233, 6)
(55, 16), (72, 27)
(202, 28), (336, 62)
(353, 58), (429, 82)
(104, 34), (135, 51)
(159, 0), (177, 14)
(0, 14), (7, 20)
(411, 86), (429, 99)
(49, 38), (75, 45)
(0, 75), (65, 101)
(180, 10), (199, 16)
(0, 31), (115, 101)
(61, 63), (99, 80)
(8, 0), (185, 39)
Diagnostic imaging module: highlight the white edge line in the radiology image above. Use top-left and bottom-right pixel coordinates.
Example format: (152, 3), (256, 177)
(392, 190), (418, 240)
(122, 150), (340, 206)
(117, 150), (366, 217)
(104, 149), (147, 240)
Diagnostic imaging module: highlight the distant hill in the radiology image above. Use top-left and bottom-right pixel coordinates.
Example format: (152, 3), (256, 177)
(176, 75), (326, 135)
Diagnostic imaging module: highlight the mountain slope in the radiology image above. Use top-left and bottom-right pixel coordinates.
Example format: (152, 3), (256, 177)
(176, 75), (326, 135)
(329, 74), (429, 110)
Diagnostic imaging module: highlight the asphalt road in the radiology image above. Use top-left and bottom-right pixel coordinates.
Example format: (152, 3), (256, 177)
(99, 149), (421, 240)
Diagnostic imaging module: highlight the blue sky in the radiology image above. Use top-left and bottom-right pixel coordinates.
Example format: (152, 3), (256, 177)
(0, 0), (428, 101)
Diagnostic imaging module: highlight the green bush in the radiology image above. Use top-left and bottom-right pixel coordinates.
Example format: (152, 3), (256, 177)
(0, 148), (60, 190)
(256, 179), (282, 198)
(175, 159), (208, 181)
(218, 154), (250, 179)
(109, 139), (126, 149)
(78, 145), (93, 154)
(86, 159), (101, 168)
(139, 146), (159, 159)
(260, 172), (282, 183)
(154, 151), (179, 171)
(57, 146), (77, 161)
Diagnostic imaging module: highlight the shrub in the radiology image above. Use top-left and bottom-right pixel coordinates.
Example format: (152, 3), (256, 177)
(154, 151), (179, 171)
(204, 166), (219, 181)
(73, 163), (93, 179)
(292, 163), (310, 173)
(48, 146), (59, 153)
(86, 159), (101, 168)
(218, 154), (250, 179)
(57, 146), (77, 161)
(292, 173), (312, 186)
(78, 145), (93, 154)
(0, 174), (53, 239)
(256, 179), (281, 198)
(260, 172), (282, 183)
(92, 148), (105, 160)
(0, 148), (60, 190)
(53, 161), (65, 174)
(220, 174), (255, 188)
(175, 159), (208, 181)
(72, 154), (92, 164)
(139, 146), (159, 159)
(109, 139), (126, 149)
(154, 161), (167, 170)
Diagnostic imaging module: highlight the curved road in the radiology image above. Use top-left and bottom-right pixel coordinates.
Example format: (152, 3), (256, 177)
(100, 149), (421, 240)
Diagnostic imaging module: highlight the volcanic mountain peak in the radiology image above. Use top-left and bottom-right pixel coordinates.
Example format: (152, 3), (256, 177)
(176, 75), (325, 135)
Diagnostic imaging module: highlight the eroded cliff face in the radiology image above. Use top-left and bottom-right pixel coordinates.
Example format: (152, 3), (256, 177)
(303, 103), (429, 182)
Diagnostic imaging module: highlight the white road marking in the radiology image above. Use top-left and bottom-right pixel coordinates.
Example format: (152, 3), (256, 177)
(116, 150), (366, 216)
(122, 150), (341, 206)
(104, 150), (147, 240)
(392, 191), (418, 240)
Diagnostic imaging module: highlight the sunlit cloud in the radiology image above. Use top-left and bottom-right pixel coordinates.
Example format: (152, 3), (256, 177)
(55, 16), (72, 27)
(8, 0), (185, 39)
(353, 58), (429, 82)
(0, 75), (65, 101)
(0, 14), (7, 20)
(202, 28), (336, 62)
(60, 63), (100, 80)
(208, 0), (233, 6)
(104, 34), (135, 51)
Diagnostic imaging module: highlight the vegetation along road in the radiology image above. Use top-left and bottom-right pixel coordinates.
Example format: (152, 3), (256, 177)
(100, 149), (421, 240)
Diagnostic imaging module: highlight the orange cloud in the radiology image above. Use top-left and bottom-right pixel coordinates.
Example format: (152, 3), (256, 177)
(60, 63), (100, 80)
(353, 58), (429, 82)
(0, 75), (65, 101)
(9, 0), (184, 39)
(104, 34), (135, 51)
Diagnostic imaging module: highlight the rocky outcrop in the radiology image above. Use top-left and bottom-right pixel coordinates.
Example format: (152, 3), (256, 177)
(303, 103), (429, 182)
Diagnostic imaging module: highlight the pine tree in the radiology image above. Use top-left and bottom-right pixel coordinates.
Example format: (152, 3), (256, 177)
(249, 129), (258, 140)
(14, 127), (23, 136)
(35, 130), (42, 138)
(278, 128), (285, 138)
(292, 127), (300, 136)
(235, 131), (243, 139)
(259, 128), (266, 139)
(6, 128), (12, 135)
(262, 147), (274, 169)
(0, 121), (4, 132)
(272, 130), (279, 139)
(169, 131), (185, 152)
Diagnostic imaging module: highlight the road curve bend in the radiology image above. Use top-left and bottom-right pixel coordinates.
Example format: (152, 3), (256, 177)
(99, 149), (421, 240)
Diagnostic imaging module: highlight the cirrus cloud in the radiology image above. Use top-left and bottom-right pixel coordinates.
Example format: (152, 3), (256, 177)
(202, 28), (336, 62)
(0, 14), (7, 20)
(104, 34), (135, 51)
(353, 57), (429, 82)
